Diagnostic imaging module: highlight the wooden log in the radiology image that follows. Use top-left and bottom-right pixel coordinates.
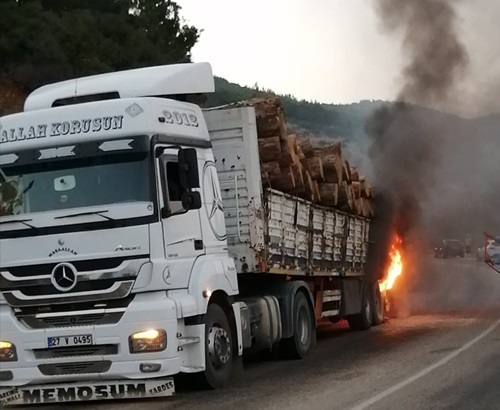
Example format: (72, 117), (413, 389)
(261, 161), (281, 182)
(279, 138), (297, 167)
(278, 109), (288, 140)
(320, 154), (343, 184)
(343, 160), (352, 183)
(286, 134), (299, 157)
(247, 97), (287, 139)
(269, 166), (295, 191)
(297, 145), (306, 160)
(290, 163), (304, 189)
(351, 181), (361, 200)
(318, 183), (338, 207)
(360, 177), (373, 198)
(298, 138), (315, 158)
(360, 198), (371, 217)
(258, 136), (281, 162)
(350, 166), (360, 182)
(290, 167), (311, 199)
(303, 170), (315, 202)
(353, 198), (362, 215)
(317, 141), (342, 157)
(301, 157), (324, 181)
(366, 199), (375, 217)
(337, 181), (353, 211)
(313, 181), (321, 203)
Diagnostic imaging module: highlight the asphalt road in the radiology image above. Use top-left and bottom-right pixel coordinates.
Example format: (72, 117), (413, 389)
(16, 257), (500, 410)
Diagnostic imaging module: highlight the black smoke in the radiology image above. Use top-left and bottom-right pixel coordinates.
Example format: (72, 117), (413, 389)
(365, 0), (469, 282)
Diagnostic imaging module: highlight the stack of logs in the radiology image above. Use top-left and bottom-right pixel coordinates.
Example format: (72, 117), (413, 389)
(245, 97), (374, 217)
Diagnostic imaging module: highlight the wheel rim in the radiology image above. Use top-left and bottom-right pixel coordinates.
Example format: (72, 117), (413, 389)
(297, 304), (310, 345)
(207, 325), (231, 369)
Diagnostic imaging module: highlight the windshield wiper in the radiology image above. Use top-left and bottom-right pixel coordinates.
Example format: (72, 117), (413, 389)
(54, 210), (115, 221)
(0, 218), (37, 229)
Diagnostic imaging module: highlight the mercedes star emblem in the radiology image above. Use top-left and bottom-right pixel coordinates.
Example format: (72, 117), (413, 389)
(204, 163), (227, 241)
(50, 262), (78, 292)
(209, 176), (224, 222)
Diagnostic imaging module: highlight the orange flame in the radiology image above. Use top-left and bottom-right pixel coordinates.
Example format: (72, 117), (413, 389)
(379, 235), (403, 292)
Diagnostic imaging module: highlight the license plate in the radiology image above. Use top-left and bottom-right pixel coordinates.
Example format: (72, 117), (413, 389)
(0, 378), (175, 406)
(47, 334), (93, 348)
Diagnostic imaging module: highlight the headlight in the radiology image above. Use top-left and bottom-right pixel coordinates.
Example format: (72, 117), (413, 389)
(0, 341), (17, 362)
(129, 329), (167, 353)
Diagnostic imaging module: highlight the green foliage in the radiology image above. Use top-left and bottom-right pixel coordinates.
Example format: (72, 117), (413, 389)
(0, 0), (199, 91)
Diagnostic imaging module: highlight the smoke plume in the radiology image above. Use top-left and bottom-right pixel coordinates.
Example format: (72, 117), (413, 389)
(366, 0), (468, 281)
(368, 0), (468, 223)
(366, 0), (500, 315)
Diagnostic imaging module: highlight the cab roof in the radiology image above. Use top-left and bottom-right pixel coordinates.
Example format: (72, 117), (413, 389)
(24, 62), (215, 112)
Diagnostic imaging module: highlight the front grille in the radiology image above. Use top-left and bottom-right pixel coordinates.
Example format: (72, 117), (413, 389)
(43, 313), (105, 327)
(18, 279), (120, 296)
(5, 256), (141, 278)
(15, 295), (133, 329)
(21, 312), (124, 329)
(0, 257), (148, 308)
(34, 345), (118, 360)
(38, 361), (112, 376)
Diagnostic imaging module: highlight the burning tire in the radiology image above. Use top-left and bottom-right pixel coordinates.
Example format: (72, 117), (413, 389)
(385, 289), (410, 319)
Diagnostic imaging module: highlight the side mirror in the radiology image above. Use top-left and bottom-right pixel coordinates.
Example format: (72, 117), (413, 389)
(161, 192), (202, 218)
(182, 191), (202, 211)
(178, 148), (200, 189)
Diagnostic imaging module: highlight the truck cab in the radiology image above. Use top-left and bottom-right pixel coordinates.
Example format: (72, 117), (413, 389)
(0, 63), (244, 405)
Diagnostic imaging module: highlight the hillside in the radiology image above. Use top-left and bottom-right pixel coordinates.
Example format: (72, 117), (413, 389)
(203, 77), (481, 146)
(203, 77), (382, 143)
(203, 76), (496, 175)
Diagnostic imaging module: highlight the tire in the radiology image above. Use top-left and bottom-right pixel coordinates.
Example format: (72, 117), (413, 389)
(371, 284), (385, 326)
(281, 291), (314, 359)
(347, 285), (373, 331)
(201, 303), (234, 389)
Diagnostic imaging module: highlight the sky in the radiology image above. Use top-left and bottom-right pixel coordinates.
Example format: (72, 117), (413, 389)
(178, 0), (500, 116)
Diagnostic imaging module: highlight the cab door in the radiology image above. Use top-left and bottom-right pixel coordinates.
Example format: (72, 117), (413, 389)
(156, 146), (204, 289)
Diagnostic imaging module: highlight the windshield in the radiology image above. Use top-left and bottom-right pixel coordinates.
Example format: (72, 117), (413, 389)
(0, 150), (152, 217)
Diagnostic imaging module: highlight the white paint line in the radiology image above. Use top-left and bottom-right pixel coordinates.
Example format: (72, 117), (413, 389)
(350, 317), (500, 410)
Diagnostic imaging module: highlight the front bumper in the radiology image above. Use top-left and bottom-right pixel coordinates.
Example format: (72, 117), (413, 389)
(0, 291), (181, 389)
(0, 377), (175, 406)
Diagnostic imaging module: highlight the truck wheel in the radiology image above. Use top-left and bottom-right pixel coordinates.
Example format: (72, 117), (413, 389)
(347, 286), (372, 331)
(371, 284), (385, 326)
(281, 291), (313, 359)
(202, 303), (233, 389)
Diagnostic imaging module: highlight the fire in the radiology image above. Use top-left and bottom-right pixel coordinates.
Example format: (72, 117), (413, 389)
(379, 235), (404, 292)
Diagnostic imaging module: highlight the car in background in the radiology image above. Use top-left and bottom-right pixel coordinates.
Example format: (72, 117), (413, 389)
(434, 239), (465, 258)
(485, 237), (500, 267)
(477, 239), (495, 261)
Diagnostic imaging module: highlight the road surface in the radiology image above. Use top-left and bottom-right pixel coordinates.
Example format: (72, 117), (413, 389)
(16, 258), (500, 410)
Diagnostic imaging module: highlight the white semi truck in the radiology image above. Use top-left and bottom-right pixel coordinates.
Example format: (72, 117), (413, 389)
(0, 63), (385, 406)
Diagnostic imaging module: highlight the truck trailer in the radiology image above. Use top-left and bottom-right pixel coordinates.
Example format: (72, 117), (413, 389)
(0, 63), (385, 406)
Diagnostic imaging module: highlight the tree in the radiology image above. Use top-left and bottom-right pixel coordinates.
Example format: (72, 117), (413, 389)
(0, 0), (199, 93)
